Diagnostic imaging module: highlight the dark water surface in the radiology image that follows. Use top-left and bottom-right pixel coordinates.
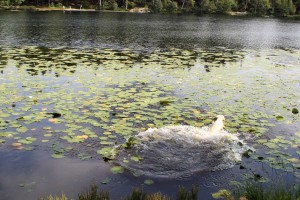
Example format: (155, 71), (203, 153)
(0, 11), (300, 50)
(0, 11), (300, 200)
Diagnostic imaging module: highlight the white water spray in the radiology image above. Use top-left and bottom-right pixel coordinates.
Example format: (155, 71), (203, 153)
(116, 116), (251, 178)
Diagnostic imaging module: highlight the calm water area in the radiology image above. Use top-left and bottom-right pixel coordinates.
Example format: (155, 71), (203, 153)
(0, 11), (300, 200)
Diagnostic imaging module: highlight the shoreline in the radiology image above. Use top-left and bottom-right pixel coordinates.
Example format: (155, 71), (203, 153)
(37, 7), (96, 12)
(1, 6), (300, 18)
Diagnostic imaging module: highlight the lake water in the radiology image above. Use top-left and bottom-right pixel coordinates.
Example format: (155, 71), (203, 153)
(0, 11), (300, 200)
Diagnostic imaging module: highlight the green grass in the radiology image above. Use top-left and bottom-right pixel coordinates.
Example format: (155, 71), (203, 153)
(40, 184), (198, 200)
(40, 193), (68, 200)
(40, 182), (300, 200)
(78, 184), (110, 200)
(234, 183), (300, 200)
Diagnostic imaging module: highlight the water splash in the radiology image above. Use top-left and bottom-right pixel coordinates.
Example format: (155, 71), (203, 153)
(116, 125), (250, 178)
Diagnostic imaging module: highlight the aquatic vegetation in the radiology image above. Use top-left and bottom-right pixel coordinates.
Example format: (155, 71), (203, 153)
(233, 182), (300, 200)
(41, 184), (197, 200)
(144, 179), (154, 185)
(212, 189), (234, 199)
(40, 182), (300, 200)
(78, 184), (110, 200)
(0, 46), (300, 183)
(40, 194), (68, 200)
(110, 166), (124, 174)
(176, 185), (198, 200)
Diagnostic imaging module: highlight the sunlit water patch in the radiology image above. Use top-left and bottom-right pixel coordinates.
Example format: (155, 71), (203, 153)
(116, 125), (250, 178)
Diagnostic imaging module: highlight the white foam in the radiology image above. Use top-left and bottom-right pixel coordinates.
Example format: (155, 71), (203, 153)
(117, 125), (250, 178)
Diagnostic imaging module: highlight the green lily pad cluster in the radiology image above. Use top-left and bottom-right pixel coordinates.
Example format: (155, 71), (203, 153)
(0, 46), (300, 180)
(250, 131), (300, 177)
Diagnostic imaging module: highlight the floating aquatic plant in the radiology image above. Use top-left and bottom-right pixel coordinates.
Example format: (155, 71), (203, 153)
(0, 46), (300, 180)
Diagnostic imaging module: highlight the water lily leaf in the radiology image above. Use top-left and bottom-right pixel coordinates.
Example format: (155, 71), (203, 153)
(287, 158), (300, 163)
(0, 132), (15, 137)
(97, 147), (113, 156)
(212, 189), (232, 199)
(51, 154), (65, 159)
(100, 141), (114, 145)
(131, 155), (142, 162)
(132, 171), (141, 177)
(295, 132), (300, 137)
(264, 142), (278, 149)
(24, 146), (34, 151)
(276, 116), (284, 121)
(144, 179), (154, 185)
(101, 178), (111, 184)
(76, 135), (88, 139)
(111, 166), (124, 174)
(18, 137), (36, 144)
(77, 153), (92, 160)
(292, 108), (299, 114)
(0, 112), (10, 118)
(16, 126), (28, 133)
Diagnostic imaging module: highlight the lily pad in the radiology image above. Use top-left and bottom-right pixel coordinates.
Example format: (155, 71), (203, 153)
(292, 108), (299, 114)
(101, 178), (111, 184)
(111, 166), (124, 174)
(144, 179), (154, 185)
(51, 154), (65, 159)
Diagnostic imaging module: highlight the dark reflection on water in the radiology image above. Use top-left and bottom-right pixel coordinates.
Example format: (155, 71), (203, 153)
(0, 150), (113, 200)
(0, 11), (300, 50)
(0, 46), (245, 77)
(0, 149), (296, 200)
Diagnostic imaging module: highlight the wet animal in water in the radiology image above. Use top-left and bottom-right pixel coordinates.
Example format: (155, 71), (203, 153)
(209, 115), (225, 134)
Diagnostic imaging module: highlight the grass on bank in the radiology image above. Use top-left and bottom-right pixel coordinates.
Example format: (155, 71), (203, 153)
(40, 184), (198, 200)
(40, 182), (300, 200)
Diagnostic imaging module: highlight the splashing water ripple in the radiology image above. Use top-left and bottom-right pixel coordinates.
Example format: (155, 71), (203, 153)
(117, 125), (250, 178)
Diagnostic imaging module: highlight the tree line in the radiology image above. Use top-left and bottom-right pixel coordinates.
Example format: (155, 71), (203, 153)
(0, 0), (299, 16)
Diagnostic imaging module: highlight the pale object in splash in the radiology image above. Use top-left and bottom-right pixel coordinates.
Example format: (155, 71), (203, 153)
(209, 115), (225, 134)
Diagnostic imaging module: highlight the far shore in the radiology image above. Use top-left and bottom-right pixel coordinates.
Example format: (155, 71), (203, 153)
(36, 7), (97, 12)
(0, 6), (149, 13)
(1, 6), (300, 18)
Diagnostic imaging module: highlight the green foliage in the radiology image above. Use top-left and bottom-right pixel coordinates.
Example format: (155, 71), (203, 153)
(248, 0), (271, 16)
(0, 0), (8, 6)
(3, 0), (25, 6)
(150, 0), (163, 12)
(215, 0), (237, 13)
(127, 1), (136, 9)
(123, 188), (147, 200)
(40, 185), (198, 200)
(165, 0), (178, 12)
(112, 1), (118, 10)
(39, 183), (300, 200)
(102, 0), (118, 10)
(78, 184), (110, 200)
(40, 193), (68, 200)
(199, 0), (218, 13)
(183, 0), (195, 11)
(234, 182), (300, 200)
(296, 0), (300, 13)
(274, 0), (296, 16)
(176, 185), (198, 200)
(199, 0), (238, 13)
(212, 189), (233, 199)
